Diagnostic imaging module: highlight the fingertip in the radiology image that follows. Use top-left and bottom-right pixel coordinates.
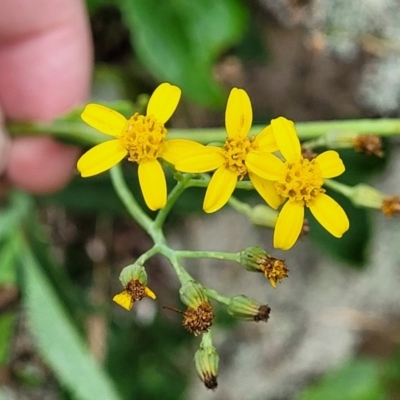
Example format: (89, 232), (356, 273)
(6, 137), (79, 194)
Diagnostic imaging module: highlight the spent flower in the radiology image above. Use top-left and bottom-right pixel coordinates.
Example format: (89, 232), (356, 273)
(227, 295), (271, 322)
(194, 333), (219, 390)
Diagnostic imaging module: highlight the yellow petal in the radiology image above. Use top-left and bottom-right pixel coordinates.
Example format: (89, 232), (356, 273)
(81, 104), (126, 136)
(316, 150), (345, 178)
(138, 160), (167, 211)
(175, 147), (224, 173)
(145, 287), (157, 300)
(309, 194), (349, 237)
(249, 172), (282, 209)
(225, 88), (252, 139)
(146, 82), (181, 124)
(246, 151), (284, 180)
(255, 125), (279, 152)
(113, 291), (134, 310)
(161, 139), (204, 165)
(77, 140), (127, 177)
(204, 167), (237, 213)
(273, 201), (304, 250)
(271, 117), (301, 161)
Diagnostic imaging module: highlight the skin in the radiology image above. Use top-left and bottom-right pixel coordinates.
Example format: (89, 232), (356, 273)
(0, 0), (92, 193)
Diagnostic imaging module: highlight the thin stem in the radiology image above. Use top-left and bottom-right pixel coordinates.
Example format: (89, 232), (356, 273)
(168, 119), (400, 141)
(324, 179), (354, 198)
(8, 117), (400, 146)
(158, 245), (193, 285)
(153, 174), (193, 230)
(205, 288), (230, 305)
(109, 165), (153, 232)
(175, 250), (240, 263)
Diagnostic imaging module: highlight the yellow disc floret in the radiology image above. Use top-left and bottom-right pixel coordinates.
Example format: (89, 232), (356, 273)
(222, 137), (257, 178)
(274, 158), (324, 206)
(119, 113), (167, 163)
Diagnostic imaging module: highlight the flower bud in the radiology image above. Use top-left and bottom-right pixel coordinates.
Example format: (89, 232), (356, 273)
(119, 262), (148, 287)
(194, 335), (219, 390)
(227, 295), (270, 322)
(179, 280), (208, 309)
(350, 184), (384, 209)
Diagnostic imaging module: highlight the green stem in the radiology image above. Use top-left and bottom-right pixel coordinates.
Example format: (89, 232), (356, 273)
(8, 118), (400, 146)
(168, 119), (400, 141)
(324, 179), (354, 198)
(158, 245), (193, 285)
(153, 174), (192, 230)
(109, 165), (153, 232)
(205, 288), (230, 305)
(175, 250), (240, 263)
(7, 121), (105, 145)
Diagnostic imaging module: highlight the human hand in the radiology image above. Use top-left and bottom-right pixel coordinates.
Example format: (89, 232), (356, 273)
(0, 0), (92, 193)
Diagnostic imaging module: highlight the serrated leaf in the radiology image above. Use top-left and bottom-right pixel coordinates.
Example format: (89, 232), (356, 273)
(20, 244), (122, 400)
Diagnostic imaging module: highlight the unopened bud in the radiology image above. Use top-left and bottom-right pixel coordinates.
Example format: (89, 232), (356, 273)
(194, 334), (219, 390)
(227, 295), (270, 322)
(350, 184), (384, 209)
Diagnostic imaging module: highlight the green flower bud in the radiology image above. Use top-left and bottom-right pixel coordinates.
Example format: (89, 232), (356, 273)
(179, 280), (208, 308)
(119, 263), (148, 287)
(239, 246), (271, 272)
(227, 295), (270, 322)
(350, 184), (384, 209)
(194, 334), (219, 390)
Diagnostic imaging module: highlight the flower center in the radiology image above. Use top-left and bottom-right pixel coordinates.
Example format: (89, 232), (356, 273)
(222, 137), (257, 178)
(118, 113), (167, 163)
(274, 158), (324, 206)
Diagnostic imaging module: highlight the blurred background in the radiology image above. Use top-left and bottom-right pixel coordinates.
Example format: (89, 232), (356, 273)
(1, 0), (400, 399)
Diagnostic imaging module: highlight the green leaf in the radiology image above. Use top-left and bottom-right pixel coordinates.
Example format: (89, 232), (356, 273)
(20, 243), (122, 400)
(0, 191), (32, 241)
(0, 314), (15, 367)
(118, 0), (248, 107)
(298, 358), (386, 400)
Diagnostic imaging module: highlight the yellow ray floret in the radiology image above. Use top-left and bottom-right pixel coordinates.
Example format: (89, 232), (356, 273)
(175, 87), (280, 213)
(265, 117), (349, 250)
(77, 82), (200, 211)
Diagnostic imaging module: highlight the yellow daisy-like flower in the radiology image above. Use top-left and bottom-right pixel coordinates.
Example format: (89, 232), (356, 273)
(175, 87), (282, 213)
(263, 117), (350, 250)
(77, 82), (202, 210)
(113, 279), (156, 311)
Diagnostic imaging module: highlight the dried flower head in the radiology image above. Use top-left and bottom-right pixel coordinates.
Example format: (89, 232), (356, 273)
(183, 301), (214, 336)
(382, 195), (400, 217)
(353, 134), (384, 157)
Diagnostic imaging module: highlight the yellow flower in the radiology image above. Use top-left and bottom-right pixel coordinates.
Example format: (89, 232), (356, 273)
(113, 279), (156, 311)
(175, 88), (282, 213)
(77, 82), (202, 210)
(263, 117), (350, 250)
